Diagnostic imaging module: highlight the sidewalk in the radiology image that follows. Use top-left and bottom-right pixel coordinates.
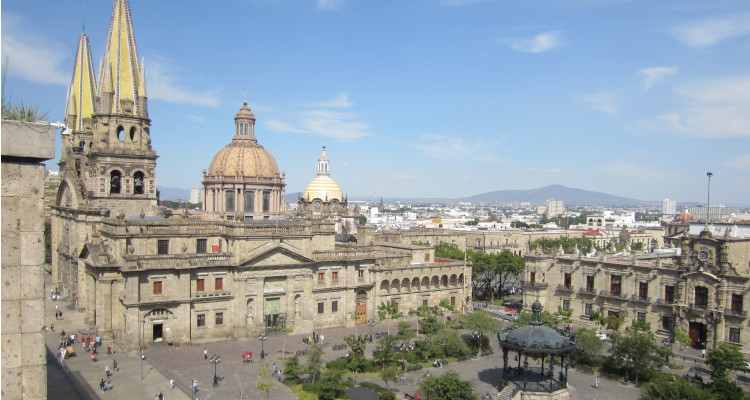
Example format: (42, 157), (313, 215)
(45, 276), (190, 400)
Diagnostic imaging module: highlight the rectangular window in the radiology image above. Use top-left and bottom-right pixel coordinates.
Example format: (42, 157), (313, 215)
(215, 277), (223, 291)
(197, 239), (207, 254)
(586, 275), (594, 292)
(451, 296), (456, 307)
(225, 190), (235, 212)
(639, 282), (648, 299)
(729, 327), (741, 343)
(263, 191), (271, 213)
(358, 270), (365, 281)
(423, 299), (428, 306)
(695, 286), (708, 307)
(662, 316), (673, 331)
(665, 285), (675, 303)
(394, 301), (399, 313)
(244, 191), (255, 213)
(216, 312), (224, 325)
(530, 272), (536, 284)
(153, 281), (162, 295)
(332, 271), (339, 283)
(196, 278), (205, 292)
(332, 301), (338, 312)
(637, 312), (646, 322)
(564, 273), (572, 288)
(610, 275), (622, 295)
(731, 294), (743, 312)
(584, 303), (592, 316)
(318, 302), (324, 314)
(318, 272), (325, 284)
(158, 240), (169, 254)
(197, 314), (205, 327)
(562, 299), (570, 311)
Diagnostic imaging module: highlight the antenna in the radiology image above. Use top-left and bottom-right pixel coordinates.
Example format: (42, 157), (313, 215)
(243, 87), (247, 104)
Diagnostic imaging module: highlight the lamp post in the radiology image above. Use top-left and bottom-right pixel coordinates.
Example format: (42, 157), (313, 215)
(258, 332), (267, 360)
(367, 318), (375, 342)
(472, 330), (480, 357)
(210, 353), (221, 387)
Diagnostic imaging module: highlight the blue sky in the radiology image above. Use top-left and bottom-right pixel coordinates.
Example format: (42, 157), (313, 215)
(3, 0), (750, 205)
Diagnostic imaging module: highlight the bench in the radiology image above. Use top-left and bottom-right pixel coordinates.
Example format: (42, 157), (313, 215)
(332, 343), (347, 351)
(296, 349), (308, 356)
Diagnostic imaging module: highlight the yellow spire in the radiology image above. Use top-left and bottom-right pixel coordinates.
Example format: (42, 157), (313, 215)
(65, 33), (97, 132)
(99, 0), (142, 116)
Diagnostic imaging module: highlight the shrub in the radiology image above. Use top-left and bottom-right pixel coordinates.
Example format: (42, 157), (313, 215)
(325, 358), (349, 370)
(380, 391), (397, 400)
(406, 364), (423, 372)
(291, 385), (318, 400)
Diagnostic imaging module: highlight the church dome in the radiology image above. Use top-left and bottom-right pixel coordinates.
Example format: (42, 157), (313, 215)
(206, 102), (280, 179)
(303, 175), (343, 202)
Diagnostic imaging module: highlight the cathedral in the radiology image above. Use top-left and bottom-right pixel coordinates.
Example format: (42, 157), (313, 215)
(52, 0), (470, 350)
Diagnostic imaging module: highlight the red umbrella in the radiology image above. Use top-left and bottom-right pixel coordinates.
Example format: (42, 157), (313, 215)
(242, 351), (252, 362)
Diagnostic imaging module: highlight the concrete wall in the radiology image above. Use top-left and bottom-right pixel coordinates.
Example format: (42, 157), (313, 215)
(1, 120), (55, 400)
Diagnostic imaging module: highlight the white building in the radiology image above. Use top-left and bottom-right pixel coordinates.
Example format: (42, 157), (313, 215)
(546, 199), (564, 217)
(662, 198), (677, 215)
(190, 188), (201, 204)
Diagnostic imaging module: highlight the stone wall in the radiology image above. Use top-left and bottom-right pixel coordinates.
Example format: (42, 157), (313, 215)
(1, 120), (55, 400)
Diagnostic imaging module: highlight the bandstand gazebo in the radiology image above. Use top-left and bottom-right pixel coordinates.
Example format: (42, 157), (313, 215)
(498, 300), (576, 396)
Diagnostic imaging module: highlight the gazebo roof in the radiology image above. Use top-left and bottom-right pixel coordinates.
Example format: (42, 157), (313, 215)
(499, 300), (576, 355)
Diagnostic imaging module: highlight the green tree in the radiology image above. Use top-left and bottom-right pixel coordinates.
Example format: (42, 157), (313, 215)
(418, 371), (477, 400)
(611, 328), (670, 385)
(378, 300), (403, 336)
(706, 342), (747, 380)
(409, 305), (444, 336)
(343, 334), (369, 372)
(574, 328), (604, 360)
(710, 377), (746, 400)
(305, 344), (325, 383)
(380, 365), (399, 389)
(673, 328), (691, 351)
(284, 354), (301, 383)
(433, 243), (466, 260)
(358, 215), (367, 225)
(640, 373), (719, 400)
(302, 369), (350, 400)
(379, 391), (397, 400)
(373, 335), (399, 368)
(459, 310), (501, 357)
(510, 311), (555, 329)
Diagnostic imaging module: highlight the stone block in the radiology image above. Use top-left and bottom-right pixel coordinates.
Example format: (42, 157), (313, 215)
(1, 162), (21, 197)
(21, 364), (47, 399)
(20, 265), (45, 301)
(19, 164), (44, 198)
(18, 198), (45, 233)
(21, 300), (45, 334)
(2, 266), (21, 301)
(2, 300), (21, 334)
(20, 232), (44, 266)
(1, 196), (20, 232)
(1, 366), (22, 400)
(2, 333), (22, 369)
(22, 332), (46, 366)
(0, 121), (55, 160)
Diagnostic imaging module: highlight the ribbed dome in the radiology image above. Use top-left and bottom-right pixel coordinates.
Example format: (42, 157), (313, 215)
(208, 142), (280, 179)
(303, 175), (343, 202)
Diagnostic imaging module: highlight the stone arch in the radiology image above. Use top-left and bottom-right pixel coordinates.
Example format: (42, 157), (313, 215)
(133, 171), (145, 195)
(246, 299), (255, 326)
(380, 280), (390, 295)
(117, 125), (125, 141)
(458, 273), (465, 285)
(421, 276), (429, 288)
(129, 126), (137, 141)
(402, 278), (410, 291)
(450, 274), (458, 286)
(56, 180), (78, 208)
(110, 170), (122, 194)
(441, 275), (449, 287)
(391, 278), (401, 292)
(431, 275), (440, 288)
(144, 308), (174, 319)
(411, 277), (420, 291)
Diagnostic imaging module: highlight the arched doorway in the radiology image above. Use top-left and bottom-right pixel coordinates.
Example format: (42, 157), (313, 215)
(355, 291), (367, 324)
(144, 308), (174, 344)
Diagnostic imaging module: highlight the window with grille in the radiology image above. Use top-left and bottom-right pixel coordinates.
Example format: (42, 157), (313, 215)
(332, 271), (339, 283)
(563, 273), (572, 288)
(197, 314), (205, 327)
(158, 240), (169, 254)
(639, 282), (648, 299)
(215, 277), (223, 291)
(586, 276), (594, 291)
(196, 279), (205, 292)
(729, 327), (741, 343)
(731, 294), (743, 312)
(318, 272), (325, 284)
(216, 312), (224, 325)
(584, 303), (592, 316)
(153, 281), (162, 295)
(637, 312), (646, 322)
(695, 286), (708, 307)
(197, 239), (207, 254)
(562, 299), (570, 311)
(665, 285), (675, 303)
(318, 302), (324, 314)
(332, 301), (338, 312)
(610, 275), (622, 295)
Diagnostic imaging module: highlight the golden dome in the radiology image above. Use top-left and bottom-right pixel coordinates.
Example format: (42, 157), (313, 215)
(207, 142), (280, 179)
(303, 175), (343, 202)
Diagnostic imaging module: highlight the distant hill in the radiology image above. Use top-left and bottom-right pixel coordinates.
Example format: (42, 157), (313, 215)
(458, 185), (650, 206)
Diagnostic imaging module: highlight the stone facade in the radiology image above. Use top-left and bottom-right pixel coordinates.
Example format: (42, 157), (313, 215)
(523, 230), (750, 355)
(1, 120), (55, 400)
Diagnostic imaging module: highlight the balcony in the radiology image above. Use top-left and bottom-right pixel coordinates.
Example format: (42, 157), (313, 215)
(599, 290), (629, 300)
(631, 295), (651, 304)
(524, 282), (549, 290)
(689, 303), (708, 313)
(654, 299), (676, 307)
(724, 308), (747, 318)
(557, 285), (574, 293)
(578, 287), (597, 296)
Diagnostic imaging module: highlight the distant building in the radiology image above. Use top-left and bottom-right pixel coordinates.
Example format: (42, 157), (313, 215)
(545, 199), (564, 217)
(44, 170), (62, 219)
(190, 188), (200, 204)
(688, 205), (740, 222)
(662, 198), (677, 215)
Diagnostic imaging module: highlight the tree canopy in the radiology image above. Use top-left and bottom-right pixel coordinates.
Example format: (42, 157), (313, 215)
(706, 342), (747, 379)
(418, 371), (477, 400)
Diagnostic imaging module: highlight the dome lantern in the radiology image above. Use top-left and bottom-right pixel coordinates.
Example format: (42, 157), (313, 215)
(233, 102), (256, 142)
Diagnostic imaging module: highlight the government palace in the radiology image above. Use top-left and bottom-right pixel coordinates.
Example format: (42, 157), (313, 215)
(51, 0), (470, 350)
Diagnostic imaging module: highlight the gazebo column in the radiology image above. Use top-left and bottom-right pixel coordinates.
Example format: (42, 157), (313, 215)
(563, 354), (569, 387)
(541, 354), (545, 375)
(502, 347), (508, 377)
(523, 353), (529, 390)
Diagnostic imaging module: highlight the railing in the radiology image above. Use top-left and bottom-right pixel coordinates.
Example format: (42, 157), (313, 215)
(578, 287), (597, 295)
(654, 299), (676, 307)
(557, 285), (574, 292)
(724, 308), (747, 317)
(524, 282), (548, 289)
(631, 295), (651, 304)
(599, 290), (628, 300)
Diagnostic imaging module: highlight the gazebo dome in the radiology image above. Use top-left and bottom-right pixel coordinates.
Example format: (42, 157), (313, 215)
(500, 324), (576, 354)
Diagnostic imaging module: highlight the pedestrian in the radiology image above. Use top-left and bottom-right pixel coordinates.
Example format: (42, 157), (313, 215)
(595, 376), (600, 389)
(170, 379), (174, 389)
(107, 376), (112, 391)
(192, 379), (198, 395)
(105, 365), (111, 376)
(203, 348), (208, 360)
(702, 348), (706, 358)
(100, 379), (106, 392)
(113, 359), (119, 372)
(273, 363), (277, 376)
(158, 393), (164, 400)
(59, 311), (63, 319)
(50, 324), (54, 332)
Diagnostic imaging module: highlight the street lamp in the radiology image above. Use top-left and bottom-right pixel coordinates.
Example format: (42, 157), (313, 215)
(367, 318), (375, 342)
(210, 353), (221, 387)
(472, 330), (480, 357)
(258, 332), (267, 360)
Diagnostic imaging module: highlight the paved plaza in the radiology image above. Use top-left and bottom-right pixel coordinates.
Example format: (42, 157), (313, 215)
(45, 276), (748, 400)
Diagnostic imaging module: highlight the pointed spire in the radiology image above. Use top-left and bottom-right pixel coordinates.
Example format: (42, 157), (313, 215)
(317, 146), (330, 177)
(99, 0), (142, 116)
(65, 32), (97, 132)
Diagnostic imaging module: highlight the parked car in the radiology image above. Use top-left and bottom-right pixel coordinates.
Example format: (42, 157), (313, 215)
(502, 312), (519, 321)
(595, 331), (608, 341)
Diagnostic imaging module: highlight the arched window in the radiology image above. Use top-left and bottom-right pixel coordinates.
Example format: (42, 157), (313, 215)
(117, 126), (125, 141)
(226, 191), (235, 212)
(110, 170), (121, 194)
(133, 171), (145, 195)
(262, 191), (270, 213)
(130, 126), (137, 141)
(244, 190), (255, 213)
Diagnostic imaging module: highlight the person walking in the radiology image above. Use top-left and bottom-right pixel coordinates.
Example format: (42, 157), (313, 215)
(203, 349), (208, 360)
(113, 359), (119, 372)
(595, 376), (600, 389)
(192, 379), (198, 395)
(170, 379), (174, 389)
(702, 348), (706, 358)
(105, 365), (111, 377)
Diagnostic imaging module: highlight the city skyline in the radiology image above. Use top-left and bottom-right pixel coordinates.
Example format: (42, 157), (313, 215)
(3, 0), (750, 204)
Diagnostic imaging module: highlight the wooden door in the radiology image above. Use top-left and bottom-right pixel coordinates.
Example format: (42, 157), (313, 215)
(355, 291), (367, 324)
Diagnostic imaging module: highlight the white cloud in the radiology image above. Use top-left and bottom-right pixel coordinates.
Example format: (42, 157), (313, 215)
(312, 93), (352, 108)
(265, 119), (306, 133)
(636, 76), (750, 138)
(724, 154), (750, 170)
(185, 115), (207, 123)
(316, 0), (347, 10)
(412, 134), (496, 161)
(580, 92), (618, 115)
(1, 15), (69, 85)
(509, 32), (562, 53)
(387, 172), (418, 181)
(147, 57), (221, 108)
(549, 168), (560, 173)
(672, 12), (750, 48)
(266, 109), (369, 141)
(636, 66), (678, 91)
(603, 162), (656, 178)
